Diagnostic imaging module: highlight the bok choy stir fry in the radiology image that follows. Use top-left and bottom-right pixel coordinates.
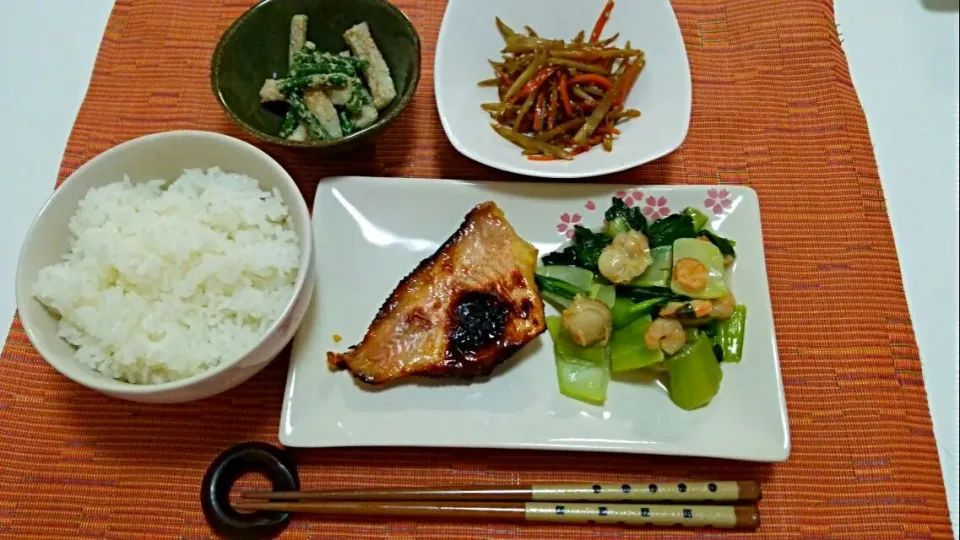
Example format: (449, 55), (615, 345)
(481, 1), (645, 160)
(537, 198), (746, 410)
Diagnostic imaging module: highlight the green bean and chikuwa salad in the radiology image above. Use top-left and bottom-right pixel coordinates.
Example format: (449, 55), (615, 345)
(536, 198), (746, 410)
(259, 14), (397, 141)
(480, 1), (645, 161)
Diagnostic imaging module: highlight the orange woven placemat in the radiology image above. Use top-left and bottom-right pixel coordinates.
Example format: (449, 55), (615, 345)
(0, 0), (952, 538)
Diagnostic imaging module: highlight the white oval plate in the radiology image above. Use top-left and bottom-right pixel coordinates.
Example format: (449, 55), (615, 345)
(433, 0), (692, 179)
(279, 176), (790, 462)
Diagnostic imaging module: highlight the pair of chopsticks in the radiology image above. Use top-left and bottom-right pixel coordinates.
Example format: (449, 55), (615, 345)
(237, 481), (761, 529)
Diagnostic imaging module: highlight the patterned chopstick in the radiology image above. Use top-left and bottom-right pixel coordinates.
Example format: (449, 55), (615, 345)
(242, 480), (761, 503)
(234, 500), (760, 529)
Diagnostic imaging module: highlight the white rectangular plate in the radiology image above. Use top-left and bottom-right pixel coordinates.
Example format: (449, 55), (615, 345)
(280, 176), (790, 462)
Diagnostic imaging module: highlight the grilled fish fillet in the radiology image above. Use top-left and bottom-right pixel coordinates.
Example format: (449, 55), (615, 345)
(327, 201), (546, 384)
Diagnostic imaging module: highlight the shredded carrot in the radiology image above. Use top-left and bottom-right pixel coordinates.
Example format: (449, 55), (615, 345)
(533, 91), (547, 132)
(481, 1), (645, 161)
(589, 0), (615, 43)
(558, 72), (575, 117)
(547, 86), (559, 130)
(519, 67), (558, 98)
(567, 74), (614, 90)
(615, 59), (644, 107)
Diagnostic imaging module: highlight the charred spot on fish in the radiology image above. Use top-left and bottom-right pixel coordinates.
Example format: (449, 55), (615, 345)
(446, 291), (510, 364)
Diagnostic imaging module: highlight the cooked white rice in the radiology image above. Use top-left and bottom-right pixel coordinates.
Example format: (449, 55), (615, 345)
(32, 167), (300, 384)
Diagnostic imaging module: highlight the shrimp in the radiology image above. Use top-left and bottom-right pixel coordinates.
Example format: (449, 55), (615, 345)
(660, 300), (713, 319)
(672, 257), (708, 292)
(659, 301), (684, 317)
(711, 293), (736, 320)
(644, 317), (686, 355)
(690, 300), (713, 318)
(598, 230), (652, 284)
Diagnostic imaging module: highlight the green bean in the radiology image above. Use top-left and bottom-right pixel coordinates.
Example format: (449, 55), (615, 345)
(535, 118), (585, 141)
(278, 109), (299, 138)
(610, 52), (630, 81)
(549, 48), (642, 60)
(477, 78), (501, 87)
(278, 73), (350, 94)
(291, 52), (366, 79)
(596, 33), (621, 47)
(571, 86), (596, 103)
(502, 53), (545, 104)
(492, 125), (572, 159)
(338, 110), (356, 135)
(502, 36), (565, 54)
(610, 108), (642, 120)
(514, 89), (538, 130)
(287, 92), (330, 140)
(504, 53), (533, 75)
(573, 68), (621, 143)
(482, 102), (519, 112)
(495, 17), (516, 41)
(549, 57), (610, 75)
(582, 85), (606, 97)
(345, 82), (371, 116)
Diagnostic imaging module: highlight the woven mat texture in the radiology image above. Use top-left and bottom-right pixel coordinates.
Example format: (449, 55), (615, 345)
(0, 0), (952, 538)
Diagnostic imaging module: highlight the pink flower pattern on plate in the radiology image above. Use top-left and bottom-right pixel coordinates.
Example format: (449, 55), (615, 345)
(556, 212), (582, 238)
(705, 188), (733, 215)
(615, 190), (643, 207)
(643, 196), (670, 220)
(584, 200), (596, 211)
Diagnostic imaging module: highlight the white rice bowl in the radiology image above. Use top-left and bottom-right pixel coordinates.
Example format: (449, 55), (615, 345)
(31, 167), (300, 384)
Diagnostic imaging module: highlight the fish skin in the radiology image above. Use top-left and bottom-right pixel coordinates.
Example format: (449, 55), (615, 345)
(327, 201), (546, 385)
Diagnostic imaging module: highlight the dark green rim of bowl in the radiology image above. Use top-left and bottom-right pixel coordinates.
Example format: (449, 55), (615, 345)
(210, 0), (422, 149)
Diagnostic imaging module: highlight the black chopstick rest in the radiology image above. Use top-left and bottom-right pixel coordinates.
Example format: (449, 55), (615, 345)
(201, 442), (300, 540)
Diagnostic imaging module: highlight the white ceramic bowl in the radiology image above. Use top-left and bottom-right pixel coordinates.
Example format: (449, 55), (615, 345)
(434, 0), (691, 179)
(14, 130), (315, 404)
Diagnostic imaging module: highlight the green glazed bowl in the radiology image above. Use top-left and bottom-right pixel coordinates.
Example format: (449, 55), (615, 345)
(211, 0), (421, 150)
